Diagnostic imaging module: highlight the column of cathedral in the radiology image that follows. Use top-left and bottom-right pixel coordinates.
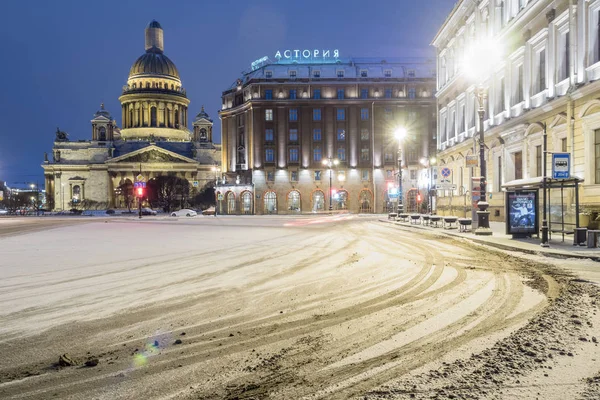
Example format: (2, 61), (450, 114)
(121, 101), (187, 130)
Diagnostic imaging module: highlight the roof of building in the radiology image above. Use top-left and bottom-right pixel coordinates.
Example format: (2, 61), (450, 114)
(129, 52), (180, 79)
(92, 103), (111, 120)
(113, 141), (194, 159)
(194, 105), (212, 122)
(147, 20), (162, 29)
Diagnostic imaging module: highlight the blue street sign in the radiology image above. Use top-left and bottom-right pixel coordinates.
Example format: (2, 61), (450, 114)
(388, 187), (399, 198)
(552, 153), (570, 179)
(134, 182), (147, 189)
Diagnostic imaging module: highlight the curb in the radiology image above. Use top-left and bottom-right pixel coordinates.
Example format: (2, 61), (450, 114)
(380, 219), (600, 263)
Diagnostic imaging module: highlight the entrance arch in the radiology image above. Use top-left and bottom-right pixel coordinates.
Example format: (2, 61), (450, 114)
(264, 191), (277, 214)
(241, 191), (253, 215)
(311, 189), (325, 212)
(226, 191), (236, 214)
(334, 190), (348, 211)
(287, 190), (301, 213)
(358, 189), (373, 213)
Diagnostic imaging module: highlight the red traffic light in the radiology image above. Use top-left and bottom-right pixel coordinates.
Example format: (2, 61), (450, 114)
(136, 187), (144, 197)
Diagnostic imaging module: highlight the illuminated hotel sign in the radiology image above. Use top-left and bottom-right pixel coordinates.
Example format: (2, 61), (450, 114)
(274, 49), (340, 60)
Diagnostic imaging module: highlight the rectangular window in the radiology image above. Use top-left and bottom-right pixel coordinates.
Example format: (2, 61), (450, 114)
(361, 148), (370, 161)
(337, 129), (346, 140)
(562, 137), (568, 152)
(265, 89), (273, 100)
(562, 31), (570, 81)
(337, 70), (344, 78)
(313, 89), (321, 99)
(514, 151), (523, 180)
(384, 108), (392, 120)
(407, 69), (415, 78)
(536, 145), (542, 177)
(265, 148), (274, 162)
(499, 77), (505, 112)
(338, 170), (346, 181)
(291, 170), (298, 181)
(289, 129), (298, 142)
(517, 64), (523, 103)
(313, 70), (321, 78)
(360, 69), (368, 77)
(408, 88), (416, 99)
(315, 170), (322, 181)
(313, 147), (322, 162)
(336, 108), (345, 120)
(386, 170), (393, 179)
(410, 170), (417, 180)
(497, 156), (502, 192)
(265, 109), (273, 121)
(265, 70), (272, 78)
(338, 147), (346, 161)
(267, 171), (274, 181)
(337, 89), (345, 99)
(360, 128), (369, 141)
(289, 108), (298, 121)
(385, 88), (392, 98)
(360, 89), (368, 99)
(595, 129), (600, 183)
(384, 153), (394, 162)
(289, 148), (299, 162)
(384, 69), (392, 78)
(408, 111), (417, 122)
(313, 128), (322, 141)
(539, 49), (546, 92)
(361, 108), (369, 120)
(361, 169), (369, 181)
(289, 70), (297, 78)
(265, 129), (274, 142)
(313, 108), (321, 121)
(289, 89), (297, 99)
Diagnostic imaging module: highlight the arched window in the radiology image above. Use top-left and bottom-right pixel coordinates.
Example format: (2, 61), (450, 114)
(174, 109), (180, 128)
(312, 190), (325, 212)
(146, 82), (150, 89)
(98, 126), (106, 141)
(226, 192), (236, 214)
(200, 128), (207, 141)
(334, 190), (348, 210)
(72, 185), (81, 203)
(264, 191), (277, 214)
(359, 189), (373, 213)
(287, 190), (301, 213)
(241, 191), (253, 214)
(150, 107), (157, 127)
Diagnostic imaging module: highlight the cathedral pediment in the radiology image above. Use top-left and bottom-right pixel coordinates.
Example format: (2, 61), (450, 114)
(107, 145), (196, 164)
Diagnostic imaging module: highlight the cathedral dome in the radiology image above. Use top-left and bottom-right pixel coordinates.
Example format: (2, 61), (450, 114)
(128, 52), (180, 79)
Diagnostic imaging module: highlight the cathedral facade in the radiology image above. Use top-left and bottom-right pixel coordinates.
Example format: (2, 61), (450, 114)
(42, 21), (220, 211)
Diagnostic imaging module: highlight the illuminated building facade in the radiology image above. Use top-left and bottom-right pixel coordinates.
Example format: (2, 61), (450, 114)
(218, 55), (436, 214)
(42, 21), (220, 210)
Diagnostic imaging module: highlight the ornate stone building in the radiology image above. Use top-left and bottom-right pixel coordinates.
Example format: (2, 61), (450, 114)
(218, 55), (436, 215)
(42, 21), (220, 210)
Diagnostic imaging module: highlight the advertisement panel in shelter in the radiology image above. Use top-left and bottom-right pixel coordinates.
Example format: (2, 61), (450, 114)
(505, 191), (538, 235)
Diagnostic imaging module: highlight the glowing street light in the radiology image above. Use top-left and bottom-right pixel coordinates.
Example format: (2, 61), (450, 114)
(322, 157), (339, 212)
(393, 127), (407, 213)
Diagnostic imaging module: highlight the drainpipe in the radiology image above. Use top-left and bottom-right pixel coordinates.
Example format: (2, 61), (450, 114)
(372, 101), (376, 213)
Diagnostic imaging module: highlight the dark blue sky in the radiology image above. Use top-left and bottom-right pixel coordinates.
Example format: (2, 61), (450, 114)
(0, 0), (456, 186)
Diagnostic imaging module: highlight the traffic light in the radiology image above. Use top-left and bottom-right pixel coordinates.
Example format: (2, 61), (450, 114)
(136, 187), (144, 198)
(417, 193), (422, 203)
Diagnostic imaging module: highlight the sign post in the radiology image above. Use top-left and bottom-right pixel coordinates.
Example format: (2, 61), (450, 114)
(552, 153), (570, 179)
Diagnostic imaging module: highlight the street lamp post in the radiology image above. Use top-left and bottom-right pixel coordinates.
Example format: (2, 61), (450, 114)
(212, 165), (221, 216)
(322, 157), (339, 212)
(394, 127), (407, 213)
(474, 86), (492, 235)
(421, 156), (437, 214)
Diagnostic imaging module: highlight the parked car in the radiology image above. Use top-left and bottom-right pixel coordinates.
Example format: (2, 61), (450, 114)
(202, 206), (216, 216)
(170, 209), (197, 217)
(141, 207), (157, 216)
(0, 209), (8, 215)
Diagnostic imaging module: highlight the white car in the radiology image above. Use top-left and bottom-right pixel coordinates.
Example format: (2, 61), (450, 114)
(170, 209), (197, 217)
(0, 209), (8, 215)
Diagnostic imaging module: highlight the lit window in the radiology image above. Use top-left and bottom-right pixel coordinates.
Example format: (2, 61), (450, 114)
(265, 90), (272, 100)
(265, 148), (274, 162)
(361, 148), (370, 161)
(267, 171), (274, 181)
(265, 70), (273, 78)
(289, 148), (299, 162)
(313, 129), (322, 141)
(337, 129), (346, 140)
(314, 89), (321, 99)
(315, 170), (322, 181)
(360, 128), (369, 140)
(289, 108), (298, 121)
(361, 169), (369, 180)
(290, 89), (297, 99)
(360, 70), (368, 77)
(337, 70), (345, 78)
(291, 170), (298, 181)
(314, 147), (322, 162)
(361, 89), (368, 99)
(336, 108), (345, 120)
(338, 147), (346, 161)
(361, 108), (369, 120)
(289, 129), (298, 142)
(337, 89), (345, 99)
(265, 129), (274, 142)
(313, 108), (321, 121)
(265, 109), (273, 121)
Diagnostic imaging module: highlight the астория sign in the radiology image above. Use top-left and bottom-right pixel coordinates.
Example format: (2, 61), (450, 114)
(275, 49), (340, 60)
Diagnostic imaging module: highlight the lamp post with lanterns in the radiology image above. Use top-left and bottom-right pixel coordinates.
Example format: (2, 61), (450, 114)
(420, 156), (437, 214)
(322, 157), (339, 212)
(393, 127), (407, 213)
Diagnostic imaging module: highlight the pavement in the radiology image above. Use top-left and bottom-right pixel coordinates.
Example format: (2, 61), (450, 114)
(382, 217), (600, 259)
